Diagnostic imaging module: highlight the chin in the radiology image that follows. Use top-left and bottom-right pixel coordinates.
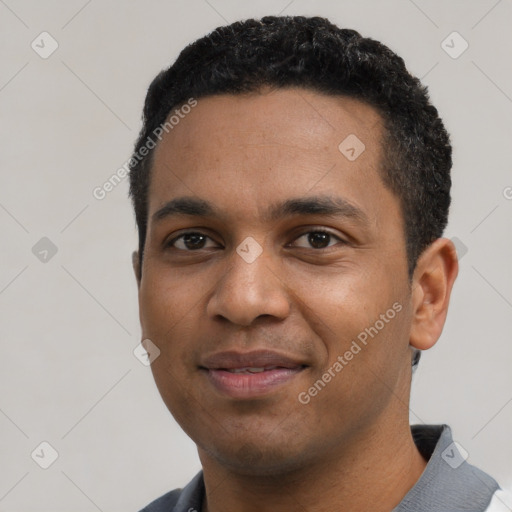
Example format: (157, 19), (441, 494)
(199, 434), (314, 477)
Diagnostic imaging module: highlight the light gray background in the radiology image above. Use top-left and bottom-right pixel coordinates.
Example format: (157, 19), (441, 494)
(1, 1), (511, 510)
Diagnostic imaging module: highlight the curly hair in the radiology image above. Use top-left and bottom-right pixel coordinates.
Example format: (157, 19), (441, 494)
(129, 15), (452, 277)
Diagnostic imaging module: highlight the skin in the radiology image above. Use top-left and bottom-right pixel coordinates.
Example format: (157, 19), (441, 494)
(133, 87), (459, 512)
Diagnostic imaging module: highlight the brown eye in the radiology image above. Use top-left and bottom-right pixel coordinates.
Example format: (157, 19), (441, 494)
(307, 232), (330, 249)
(292, 230), (343, 249)
(167, 232), (218, 251)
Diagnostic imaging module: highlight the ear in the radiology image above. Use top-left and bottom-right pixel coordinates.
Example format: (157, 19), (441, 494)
(132, 251), (141, 288)
(409, 238), (459, 351)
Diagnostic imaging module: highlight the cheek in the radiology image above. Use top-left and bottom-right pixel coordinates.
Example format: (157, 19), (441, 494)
(139, 263), (216, 365)
(149, 354), (200, 437)
(317, 301), (412, 412)
(139, 265), (200, 340)
(298, 269), (410, 390)
(140, 274), (202, 420)
(293, 269), (385, 344)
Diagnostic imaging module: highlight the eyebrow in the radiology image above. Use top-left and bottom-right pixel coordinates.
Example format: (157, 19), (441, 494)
(152, 195), (368, 225)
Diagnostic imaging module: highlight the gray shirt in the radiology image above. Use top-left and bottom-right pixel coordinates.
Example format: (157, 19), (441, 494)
(140, 424), (499, 512)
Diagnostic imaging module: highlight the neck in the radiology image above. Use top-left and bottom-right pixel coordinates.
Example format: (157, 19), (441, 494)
(199, 417), (427, 512)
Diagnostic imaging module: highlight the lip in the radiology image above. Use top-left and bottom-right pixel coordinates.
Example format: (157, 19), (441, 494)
(200, 350), (307, 399)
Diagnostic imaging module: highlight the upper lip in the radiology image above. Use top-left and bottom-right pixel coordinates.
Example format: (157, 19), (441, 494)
(200, 350), (307, 370)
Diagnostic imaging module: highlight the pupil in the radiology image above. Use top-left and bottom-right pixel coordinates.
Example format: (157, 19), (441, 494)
(309, 232), (330, 248)
(184, 233), (205, 249)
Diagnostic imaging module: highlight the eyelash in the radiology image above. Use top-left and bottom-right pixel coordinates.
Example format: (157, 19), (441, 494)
(165, 229), (345, 251)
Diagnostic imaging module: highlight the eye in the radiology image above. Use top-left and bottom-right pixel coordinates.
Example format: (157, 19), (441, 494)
(166, 231), (219, 251)
(291, 229), (344, 249)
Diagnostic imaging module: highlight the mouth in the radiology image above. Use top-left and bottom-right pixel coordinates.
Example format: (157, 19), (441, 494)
(199, 351), (308, 399)
(221, 365), (291, 374)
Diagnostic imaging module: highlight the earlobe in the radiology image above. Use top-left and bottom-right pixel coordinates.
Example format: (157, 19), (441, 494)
(132, 250), (141, 287)
(409, 238), (459, 351)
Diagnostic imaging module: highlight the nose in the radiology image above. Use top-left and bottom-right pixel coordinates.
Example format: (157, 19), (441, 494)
(206, 245), (291, 326)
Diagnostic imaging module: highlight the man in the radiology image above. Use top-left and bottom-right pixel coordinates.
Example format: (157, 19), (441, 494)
(129, 16), (508, 512)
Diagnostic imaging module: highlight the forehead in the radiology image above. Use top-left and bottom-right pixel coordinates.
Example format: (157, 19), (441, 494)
(154, 87), (383, 158)
(149, 88), (391, 223)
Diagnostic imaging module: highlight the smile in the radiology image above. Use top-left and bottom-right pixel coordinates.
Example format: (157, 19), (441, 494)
(225, 366), (281, 373)
(204, 367), (306, 399)
(200, 350), (308, 399)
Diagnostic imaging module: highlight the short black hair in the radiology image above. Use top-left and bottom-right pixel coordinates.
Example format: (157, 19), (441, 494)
(129, 15), (452, 276)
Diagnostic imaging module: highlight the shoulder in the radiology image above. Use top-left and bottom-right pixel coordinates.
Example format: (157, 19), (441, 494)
(395, 424), (502, 512)
(138, 471), (204, 512)
(138, 488), (182, 512)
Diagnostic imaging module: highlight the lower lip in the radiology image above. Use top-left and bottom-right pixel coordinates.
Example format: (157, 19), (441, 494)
(204, 368), (304, 399)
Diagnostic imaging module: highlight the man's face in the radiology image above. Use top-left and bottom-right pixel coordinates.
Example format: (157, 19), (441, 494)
(136, 88), (416, 474)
